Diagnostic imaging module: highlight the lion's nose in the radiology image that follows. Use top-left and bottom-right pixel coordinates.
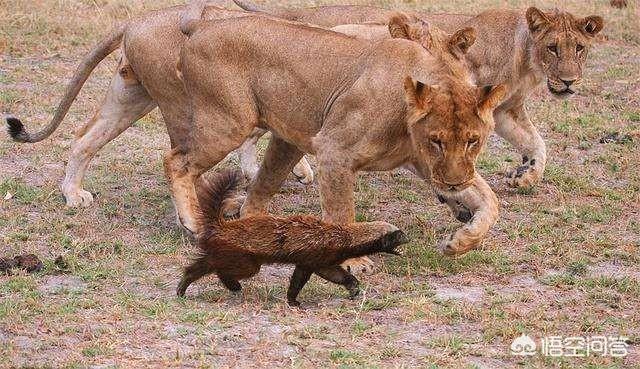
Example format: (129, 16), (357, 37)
(561, 79), (576, 87)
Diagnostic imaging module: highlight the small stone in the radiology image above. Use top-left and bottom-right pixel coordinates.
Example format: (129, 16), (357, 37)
(39, 275), (86, 294)
(0, 258), (18, 274)
(14, 254), (43, 273)
(54, 255), (69, 271)
(600, 132), (633, 144)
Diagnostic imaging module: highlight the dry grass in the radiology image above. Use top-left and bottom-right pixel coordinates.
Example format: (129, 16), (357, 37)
(1, 0), (639, 368)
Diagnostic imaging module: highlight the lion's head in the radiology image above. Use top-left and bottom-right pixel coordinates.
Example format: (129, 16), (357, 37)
(526, 7), (604, 98)
(404, 79), (505, 192)
(389, 15), (505, 192)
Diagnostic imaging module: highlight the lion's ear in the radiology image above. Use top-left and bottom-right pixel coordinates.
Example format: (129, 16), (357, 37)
(404, 76), (434, 115)
(449, 27), (476, 56)
(581, 15), (604, 37)
(478, 84), (507, 115)
(389, 13), (425, 41)
(526, 7), (552, 34)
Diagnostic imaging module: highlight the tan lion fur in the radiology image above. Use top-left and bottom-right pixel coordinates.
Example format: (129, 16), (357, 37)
(4, 4), (505, 260)
(233, 1), (604, 189)
(166, 14), (505, 261)
(5, 5), (314, 207)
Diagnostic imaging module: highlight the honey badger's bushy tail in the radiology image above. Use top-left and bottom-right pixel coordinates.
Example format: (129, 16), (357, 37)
(5, 24), (125, 143)
(195, 169), (241, 238)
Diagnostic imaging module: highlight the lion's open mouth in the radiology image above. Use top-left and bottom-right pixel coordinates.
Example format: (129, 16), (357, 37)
(547, 81), (575, 97)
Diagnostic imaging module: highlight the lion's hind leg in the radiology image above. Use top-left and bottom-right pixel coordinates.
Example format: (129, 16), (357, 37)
(61, 60), (155, 207)
(237, 128), (314, 185)
(165, 104), (258, 234)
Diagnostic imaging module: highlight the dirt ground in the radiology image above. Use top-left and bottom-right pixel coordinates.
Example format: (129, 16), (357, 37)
(1, 0), (639, 368)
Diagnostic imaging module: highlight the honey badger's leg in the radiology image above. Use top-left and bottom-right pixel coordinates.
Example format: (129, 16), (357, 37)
(240, 136), (305, 217)
(61, 59), (156, 207)
(177, 259), (213, 297)
(218, 276), (242, 292)
(315, 266), (360, 299)
(287, 267), (313, 306)
(437, 173), (499, 256)
(217, 257), (260, 292)
(494, 100), (546, 188)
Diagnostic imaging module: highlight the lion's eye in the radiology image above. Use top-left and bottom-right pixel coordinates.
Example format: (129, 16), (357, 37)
(576, 44), (584, 53)
(547, 45), (558, 55)
(466, 138), (479, 150)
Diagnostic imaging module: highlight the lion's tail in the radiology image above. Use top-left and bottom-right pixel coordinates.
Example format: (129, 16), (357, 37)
(5, 24), (126, 143)
(195, 169), (241, 239)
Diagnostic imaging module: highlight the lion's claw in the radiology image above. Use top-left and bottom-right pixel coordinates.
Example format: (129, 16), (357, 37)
(506, 157), (541, 188)
(437, 235), (479, 256)
(63, 188), (94, 208)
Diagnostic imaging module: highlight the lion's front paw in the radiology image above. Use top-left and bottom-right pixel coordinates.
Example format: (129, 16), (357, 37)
(437, 235), (479, 256)
(506, 157), (542, 188)
(437, 194), (473, 223)
(63, 188), (94, 208)
(292, 158), (314, 185)
(341, 256), (375, 275)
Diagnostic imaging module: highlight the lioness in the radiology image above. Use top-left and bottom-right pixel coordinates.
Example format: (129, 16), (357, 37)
(234, 0), (604, 189)
(167, 13), (505, 270)
(5, 5), (314, 208)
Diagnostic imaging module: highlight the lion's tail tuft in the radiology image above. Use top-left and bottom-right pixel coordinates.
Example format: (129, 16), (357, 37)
(4, 25), (125, 144)
(6, 116), (28, 142)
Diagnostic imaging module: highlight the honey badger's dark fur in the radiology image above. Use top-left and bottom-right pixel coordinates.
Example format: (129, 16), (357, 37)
(178, 170), (408, 306)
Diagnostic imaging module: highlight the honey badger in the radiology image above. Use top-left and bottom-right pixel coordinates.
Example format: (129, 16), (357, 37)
(177, 170), (407, 306)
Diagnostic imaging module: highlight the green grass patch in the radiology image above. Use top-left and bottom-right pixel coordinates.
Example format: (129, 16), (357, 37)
(541, 274), (640, 296)
(0, 179), (43, 205)
(329, 348), (365, 365)
(544, 164), (596, 194)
